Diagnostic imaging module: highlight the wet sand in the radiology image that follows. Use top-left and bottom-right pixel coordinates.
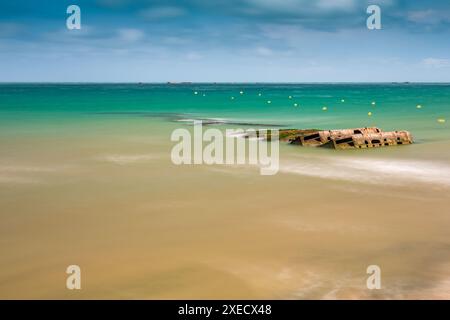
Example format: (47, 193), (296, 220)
(0, 117), (449, 299)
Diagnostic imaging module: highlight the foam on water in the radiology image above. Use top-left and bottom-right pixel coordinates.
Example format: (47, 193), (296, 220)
(280, 156), (450, 187)
(97, 154), (159, 165)
(0, 164), (71, 184)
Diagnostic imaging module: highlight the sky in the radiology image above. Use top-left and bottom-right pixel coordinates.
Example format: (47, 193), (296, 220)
(0, 0), (450, 82)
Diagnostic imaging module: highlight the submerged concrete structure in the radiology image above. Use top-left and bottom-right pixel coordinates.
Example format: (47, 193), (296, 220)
(239, 127), (413, 150)
(327, 130), (413, 149)
(290, 127), (382, 146)
(287, 127), (413, 149)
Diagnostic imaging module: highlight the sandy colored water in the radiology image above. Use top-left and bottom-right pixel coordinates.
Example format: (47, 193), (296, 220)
(0, 117), (449, 299)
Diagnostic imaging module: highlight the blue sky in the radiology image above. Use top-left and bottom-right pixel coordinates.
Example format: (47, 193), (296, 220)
(1, 0), (450, 82)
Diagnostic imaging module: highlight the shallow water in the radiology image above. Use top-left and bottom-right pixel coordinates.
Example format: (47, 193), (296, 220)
(0, 84), (449, 299)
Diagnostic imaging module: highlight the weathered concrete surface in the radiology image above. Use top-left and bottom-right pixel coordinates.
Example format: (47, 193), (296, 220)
(240, 127), (413, 149)
(327, 130), (413, 149)
(291, 127), (382, 146)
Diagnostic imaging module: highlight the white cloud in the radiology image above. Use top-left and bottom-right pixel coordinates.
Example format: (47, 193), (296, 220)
(117, 28), (145, 42)
(140, 6), (186, 20)
(162, 36), (192, 45)
(185, 52), (203, 60)
(408, 10), (450, 24)
(240, 0), (365, 15)
(255, 46), (273, 56)
(316, 0), (357, 12)
(422, 58), (450, 68)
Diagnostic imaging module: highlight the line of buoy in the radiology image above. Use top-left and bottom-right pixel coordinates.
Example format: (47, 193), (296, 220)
(193, 93), (439, 124)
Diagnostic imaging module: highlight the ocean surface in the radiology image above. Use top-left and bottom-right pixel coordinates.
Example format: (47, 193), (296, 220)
(0, 83), (449, 299)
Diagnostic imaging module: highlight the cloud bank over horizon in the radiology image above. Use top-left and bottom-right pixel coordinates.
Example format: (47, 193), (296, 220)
(1, 0), (450, 82)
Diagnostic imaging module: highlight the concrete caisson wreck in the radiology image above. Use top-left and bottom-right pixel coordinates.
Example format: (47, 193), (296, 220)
(281, 127), (413, 150)
(290, 127), (382, 147)
(242, 127), (413, 150)
(327, 130), (413, 149)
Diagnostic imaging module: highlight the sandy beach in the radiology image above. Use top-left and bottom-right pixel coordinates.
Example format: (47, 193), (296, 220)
(0, 84), (449, 299)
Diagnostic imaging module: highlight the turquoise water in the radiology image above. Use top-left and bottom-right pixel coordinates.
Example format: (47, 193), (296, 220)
(0, 83), (449, 141)
(0, 84), (450, 154)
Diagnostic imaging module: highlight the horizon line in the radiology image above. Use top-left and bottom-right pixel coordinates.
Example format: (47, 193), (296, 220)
(1, 81), (450, 85)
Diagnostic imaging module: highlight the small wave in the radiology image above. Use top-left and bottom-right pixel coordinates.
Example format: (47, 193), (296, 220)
(175, 118), (283, 127)
(280, 156), (450, 187)
(97, 154), (157, 165)
(0, 165), (68, 173)
(0, 164), (71, 185)
(0, 175), (41, 184)
(224, 131), (248, 138)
